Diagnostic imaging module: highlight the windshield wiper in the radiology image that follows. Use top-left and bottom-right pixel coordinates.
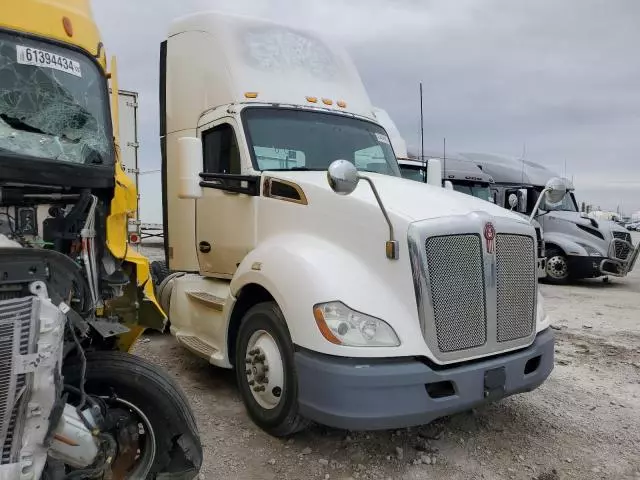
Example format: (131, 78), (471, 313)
(0, 114), (48, 135)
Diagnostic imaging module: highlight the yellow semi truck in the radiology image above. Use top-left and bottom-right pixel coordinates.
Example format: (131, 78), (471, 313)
(0, 1), (202, 478)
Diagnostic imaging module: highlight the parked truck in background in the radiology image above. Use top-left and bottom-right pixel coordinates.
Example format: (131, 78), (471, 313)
(463, 152), (639, 283)
(0, 1), (201, 478)
(156, 11), (557, 437)
(372, 108), (547, 278)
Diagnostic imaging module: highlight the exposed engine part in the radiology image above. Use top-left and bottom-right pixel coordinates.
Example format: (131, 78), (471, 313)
(80, 195), (102, 310)
(0, 282), (65, 480)
(14, 207), (38, 236)
(48, 405), (99, 469)
(86, 317), (130, 338)
(0, 241), (91, 311)
(42, 191), (94, 253)
(0, 187), (79, 206)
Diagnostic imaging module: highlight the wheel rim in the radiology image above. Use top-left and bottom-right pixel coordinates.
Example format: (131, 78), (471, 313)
(547, 255), (568, 280)
(102, 396), (156, 479)
(244, 329), (285, 410)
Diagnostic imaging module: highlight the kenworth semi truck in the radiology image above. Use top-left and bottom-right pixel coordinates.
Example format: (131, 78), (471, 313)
(0, 1), (202, 478)
(464, 153), (639, 283)
(157, 11), (557, 436)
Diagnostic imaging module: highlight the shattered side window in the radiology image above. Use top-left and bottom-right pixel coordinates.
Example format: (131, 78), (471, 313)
(0, 32), (112, 165)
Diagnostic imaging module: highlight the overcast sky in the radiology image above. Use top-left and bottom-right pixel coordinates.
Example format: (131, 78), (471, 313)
(92, 0), (640, 221)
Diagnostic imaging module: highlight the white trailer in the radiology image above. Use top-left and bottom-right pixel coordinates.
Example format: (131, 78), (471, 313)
(111, 88), (141, 243)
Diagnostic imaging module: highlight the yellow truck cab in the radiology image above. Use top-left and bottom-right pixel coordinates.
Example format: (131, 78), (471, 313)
(0, 1), (202, 478)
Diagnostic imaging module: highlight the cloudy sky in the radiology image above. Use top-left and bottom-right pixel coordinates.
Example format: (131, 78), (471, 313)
(92, 0), (640, 221)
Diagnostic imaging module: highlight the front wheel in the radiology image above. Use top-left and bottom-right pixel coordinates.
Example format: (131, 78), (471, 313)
(62, 351), (202, 479)
(545, 247), (570, 284)
(235, 302), (309, 437)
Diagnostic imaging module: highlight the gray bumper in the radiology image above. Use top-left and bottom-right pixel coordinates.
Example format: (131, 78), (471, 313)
(295, 328), (554, 431)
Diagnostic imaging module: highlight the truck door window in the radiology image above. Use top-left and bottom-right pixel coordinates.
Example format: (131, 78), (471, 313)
(202, 123), (241, 174)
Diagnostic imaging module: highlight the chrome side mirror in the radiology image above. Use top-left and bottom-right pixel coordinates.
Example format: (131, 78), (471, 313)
(508, 193), (518, 210)
(327, 160), (359, 195)
(326, 159), (398, 260)
(544, 177), (567, 205)
(529, 176), (568, 222)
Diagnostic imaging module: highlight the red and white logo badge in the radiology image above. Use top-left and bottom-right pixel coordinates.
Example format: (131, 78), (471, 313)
(484, 222), (496, 254)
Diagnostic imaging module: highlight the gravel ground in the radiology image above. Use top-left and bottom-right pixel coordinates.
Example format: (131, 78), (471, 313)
(134, 233), (640, 480)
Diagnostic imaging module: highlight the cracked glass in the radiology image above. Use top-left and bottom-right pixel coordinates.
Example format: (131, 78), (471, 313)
(0, 31), (112, 165)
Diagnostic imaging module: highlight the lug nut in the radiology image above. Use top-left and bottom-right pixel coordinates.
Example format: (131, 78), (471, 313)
(249, 349), (259, 355)
(245, 369), (251, 375)
(249, 380), (255, 386)
(253, 385), (265, 392)
(263, 365), (269, 372)
(245, 358), (251, 364)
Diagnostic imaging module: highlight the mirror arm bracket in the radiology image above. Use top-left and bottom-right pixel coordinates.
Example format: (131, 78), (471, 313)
(529, 187), (550, 223)
(359, 176), (399, 260)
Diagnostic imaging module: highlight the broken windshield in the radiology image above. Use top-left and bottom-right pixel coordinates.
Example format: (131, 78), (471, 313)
(0, 31), (112, 165)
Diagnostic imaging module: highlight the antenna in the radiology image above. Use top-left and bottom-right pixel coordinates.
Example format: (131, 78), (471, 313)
(521, 142), (526, 183)
(419, 82), (425, 183)
(443, 137), (446, 179)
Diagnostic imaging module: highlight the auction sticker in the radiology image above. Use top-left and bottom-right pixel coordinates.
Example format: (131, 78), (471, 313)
(375, 132), (390, 145)
(16, 45), (82, 77)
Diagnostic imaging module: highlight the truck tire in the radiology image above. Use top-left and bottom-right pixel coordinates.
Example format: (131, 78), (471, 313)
(235, 301), (310, 437)
(63, 351), (202, 479)
(545, 247), (570, 284)
(151, 260), (171, 289)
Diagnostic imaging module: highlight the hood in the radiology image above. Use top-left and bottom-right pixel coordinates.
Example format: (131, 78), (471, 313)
(268, 171), (529, 224)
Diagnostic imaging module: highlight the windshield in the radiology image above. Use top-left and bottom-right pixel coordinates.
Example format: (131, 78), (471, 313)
(399, 164), (427, 182)
(0, 32), (112, 165)
(539, 190), (578, 212)
(242, 107), (401, 176)
(452, 182), (493, 202)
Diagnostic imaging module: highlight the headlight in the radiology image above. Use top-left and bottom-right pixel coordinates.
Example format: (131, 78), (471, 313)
(578, 243), (602, 256)
(313, 301), (400, 347)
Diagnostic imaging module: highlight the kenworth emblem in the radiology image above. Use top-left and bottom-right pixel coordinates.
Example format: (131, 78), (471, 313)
(484, 222), (496, 254)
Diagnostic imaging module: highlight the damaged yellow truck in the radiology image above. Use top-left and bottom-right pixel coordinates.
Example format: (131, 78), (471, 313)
(0, 1), (202, 478)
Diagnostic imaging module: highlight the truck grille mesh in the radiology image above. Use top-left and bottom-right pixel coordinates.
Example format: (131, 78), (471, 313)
(612, 231), (632, 260)
(496, 234), (536, 342)
(425, 234), (487, 352)
(0, 297), (34, 465)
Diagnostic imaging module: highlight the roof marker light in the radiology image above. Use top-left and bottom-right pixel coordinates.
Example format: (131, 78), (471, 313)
(337, 100), (347, 108)
(244, 92), (258, 99)
(306, 96), (318, 103)
(62, 17), (73, 37)
(322, 98), (333, 105)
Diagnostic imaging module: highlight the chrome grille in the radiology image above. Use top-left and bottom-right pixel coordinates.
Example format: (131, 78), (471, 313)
(612, 231), (632, 260)
(496, 234), (536, 342)
(425, 234), (486, 352)
(0, 297), (35, 465)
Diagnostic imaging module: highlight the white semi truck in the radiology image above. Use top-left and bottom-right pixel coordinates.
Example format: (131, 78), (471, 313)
(156, 11), (557, 436)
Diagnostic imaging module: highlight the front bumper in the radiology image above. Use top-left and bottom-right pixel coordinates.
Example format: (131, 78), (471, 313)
(295, 329), (554, 431)
(600, 237), (639, 277)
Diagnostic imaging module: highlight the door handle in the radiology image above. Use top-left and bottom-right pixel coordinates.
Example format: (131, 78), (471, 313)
(199, 241), (211, 253)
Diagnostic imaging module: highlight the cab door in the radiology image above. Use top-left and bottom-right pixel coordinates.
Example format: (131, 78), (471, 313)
(195, 118), (258, 277)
